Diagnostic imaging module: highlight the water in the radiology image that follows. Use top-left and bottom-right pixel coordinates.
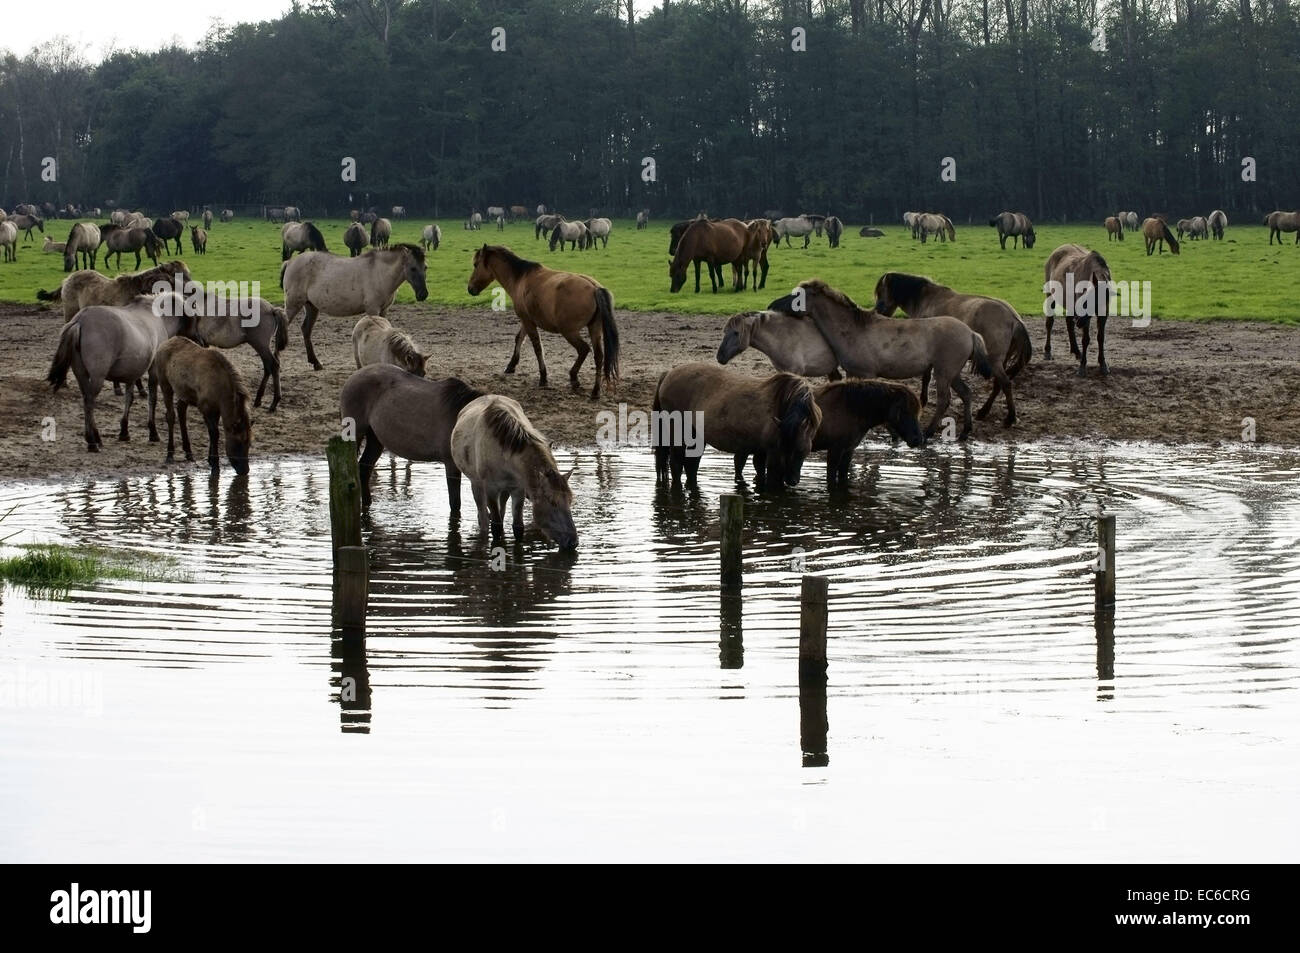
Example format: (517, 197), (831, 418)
(1, 440), (1297, 861)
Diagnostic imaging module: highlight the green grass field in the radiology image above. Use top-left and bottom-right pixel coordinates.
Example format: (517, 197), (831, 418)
(4, 218), (1297, 323)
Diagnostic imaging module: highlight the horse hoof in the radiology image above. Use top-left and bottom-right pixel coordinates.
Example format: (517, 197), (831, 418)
(87, 444), (99, 453)
(149, 434), (159, 443)
(118, 433), (129, 442)
(1076, 367), (1088, 378)
(974, 409), (991, 421)
(311, 362), (323, 371)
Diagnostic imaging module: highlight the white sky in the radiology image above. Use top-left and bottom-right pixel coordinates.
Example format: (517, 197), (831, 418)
(1, 0), (295, 62)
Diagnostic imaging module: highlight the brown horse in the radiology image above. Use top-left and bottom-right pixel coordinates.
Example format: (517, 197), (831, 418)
(339, 365), (485, 509)
(668, 215), (722, 292)
(466, 244), (619, 399)
(102, 225), (165, 270)
(152, 336), (253, 475)
(669, 218), (748, 293)
(37, 260), (192, 323)
(1105, 216), (1124, 241)
(1266, 210), (1300, 245)
(742, 218), (773, 290)
(873, 272), (1027, 425)
(1142, 217), (1180, 255)
(1043, 243), (1113, 376)
(813, 380), (925, 486)
(988, 211), (1035, 249)
(652, 362), (822, 489)
(770, 280), (993, 440)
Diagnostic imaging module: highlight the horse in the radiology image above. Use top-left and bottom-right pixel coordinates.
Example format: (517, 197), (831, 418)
(190, 227), (208, 255)
(915, 212), (955, 243)
(1142, 217), (1180, 255)
(344, 222), (368, 257)
(420, 224), (441, 251)
(549, 220), (588, 251)
(281, 221), (328, 260)
(770, 280), (994, 440)
(1105, 216), (1124, 241)
(1208, 209), (1227, 240)
(1187, 216), (1209, 240)
(510, 205), (529, 221)
(669, 218), (749, 293)
(152, 336), (253, 475)
(873, 272), (1027, 424)
(636, 210), (649, 230)
(716, 309), (841, 379)
(771, 214), (817, 248)
(486, 206), (505, 228)
(151, 217), (186, 255)
(361, 211), (378, 224)
(467, 244), (619, 400)
(220, 209), (235, 223)
(859, 227), (884, 237)
(195, 295), (288, 411)
(668, 217), (723, 293)
(391, 205), (407, 220)
(450, 394), (578, 548)
(583, 218), (612, 249)
(1266, 210), (1300, 245)
(11, 213), (43, 241)
(45, 293), (203, 450)
(903, 211), (920, 234)
(281, 244), (429, 370)
(284, 206), (301, 222)
(0, 222), (17, 262)
(103, 226), (164, 270)
(38, 260), (192, 323)
(989, 211), (1035, 249)
(1043, 243), (1113, 376)
(535, 213), (565, 240)
(824, 215), (844, 248)
(339, 366), (485, 509)
(61, 223), (101, 271)
(652, 362), (823, 490)
(202, 209), (213, 229)
(536, 204), (547, 216)
(43, 237), (66, 254)
(369, 217), (392, 249)
(813, 380), (925, 485)
(467, 211), (483, 230)
(1175, 218), (1192, 239)
(171, 210), (190, 222)
(267, 207), (286, 224)
(352, 314), (427, 377)
(742, 218), (773, 290)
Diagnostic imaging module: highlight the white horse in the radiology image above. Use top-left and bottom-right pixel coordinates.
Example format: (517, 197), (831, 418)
(549, 220), (588, 250)
(352, 314), (427, 377)
(583, 218), (612, 249)
(1208, 209), (1227, 240)
(63, 222), (101, 271)
(197, 295), (288, 411)
(0, 221), (18, 262)
(281, 244), (429, 370)
(421, 224), (441, 251)
(772, 214), (817, 248)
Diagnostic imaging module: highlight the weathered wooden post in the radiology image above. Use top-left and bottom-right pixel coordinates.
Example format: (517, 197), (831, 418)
(1095, 607), (1115, 702)
(719, 592), (743, 670)
(799, 574), (829, 767)
(327, 436), (367, 631)
(720, 493), (743, 590)
(1095, 513), (1116, 609)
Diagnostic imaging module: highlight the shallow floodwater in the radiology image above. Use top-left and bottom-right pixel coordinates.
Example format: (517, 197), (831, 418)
(0, 440), (1297, 862)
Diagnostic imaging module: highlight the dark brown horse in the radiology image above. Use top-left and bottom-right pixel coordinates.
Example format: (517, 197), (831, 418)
(669, 218), (748, 293)
(668, 215), (722, 292)
(1104, 216), (1124, 241)
(1044, 243), (1113, 376)
(813, 380), (925, 486)
(989, 211), (1035, 249)
(152, 217), (186, 255)
(152, 336), (253, 475)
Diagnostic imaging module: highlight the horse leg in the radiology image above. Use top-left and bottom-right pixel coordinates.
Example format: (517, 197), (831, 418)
(302, 303), (324, 370)
(693, 260), (702, 294)
(975, 379), (1001, 421)
(1044, 313), (1054, 360)
(445, 464), (462, 513)
(178, 401), (195, 462)
(992, 366), (1015, 425)
(563, 330), (590, 394)
(654, 445), (669, 484)
(1076, 318), (1091, 377)
(587, 321), (605, 400)
(486, 491), (505, 541)
(753, 450), (768, 489)
(510, 490), (525, 538)
(205, 411), (220, 472)
(920, 367), (932, 406)
(505, 326), (525, 373)
(146, 370), (159, 442)
(118, 382), (135, 441)
(358, 430), (384, 507)
(526, 325), (547, 386)
(471, 481), (490, 534)
(81, 384), (100, 451)
(733, 452), (748, 482)
(1096, 316), (1109, 375)
(683, 451), (701, 484)
(952, 378), (974, 440)
(253, 348), (274, 408)
(1066, 313), (1080, 358)
(164, 391), (177, 462)
(669, 446), (684, 488)
(925, 380), (953, 439)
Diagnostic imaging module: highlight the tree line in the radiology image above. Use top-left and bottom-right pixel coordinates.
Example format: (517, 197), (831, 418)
(1, 0), (1297, 223)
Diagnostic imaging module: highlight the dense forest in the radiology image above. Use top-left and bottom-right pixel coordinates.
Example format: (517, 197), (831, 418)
(1, 0), (1298, 221)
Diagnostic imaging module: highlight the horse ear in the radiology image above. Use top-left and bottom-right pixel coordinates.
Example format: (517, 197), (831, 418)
(563, 466), (575, 482)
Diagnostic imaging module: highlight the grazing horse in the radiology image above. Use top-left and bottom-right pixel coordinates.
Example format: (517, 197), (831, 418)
(1187, 216), (1209, 240)
(220, 209), (235, 223)
(813, 380), (925, 485)
(716, 308), (841, 379)
(669, 218), (749, 292)
(171, 210), (190, 222)
(1044, 243), (1113, 376)
(770, 280), (994, 439)
(103, 226), (164, 269)
(391, 205), (407, 220)
(873, 272), (1027, 425)
(0, 222), (17, 262)
(38, 260), (192, 323)
(267, 207), (286, 224)
(1120, 211), (1138, 231)
(510, 205), (529, 221)
(190, 227), (208, 254)
(467, 244), (619, 399)
(583, 218), (612, 249)
(549, 220), (588, 251)
(352, 314), (427, 377)
(668, 217), (723, 293)
(1266, 210), (1300, 245)
(903, 211), (920, 234)
(486, 206), (505, 229)
(859, 227), (884, 237)
(1175, 218), (1192, 239)
(45, 293), (203, 450)
(915, 212), (955, 243)
(535, 213), (565, 241)
(420, 224), (441, 251)
(339, 366), (485, 509)
(652, 362), (823, 489)
(152, 336), (253, 475)
(824, 215), (844, 248)
(636, 209), (649, 229)
(152, 216), (186, 255)
(281, 243), (429, 370)
(467, 211), (483, 230)
(281, 221), (328, 260)
(1105, 216), (1124, 241)
(11, 213), (44, 240)
(202, 209), (213, 229)
(284, 206), (301, 222)
(196, 295), (288, 411)
(344, 222), (368, 257)
(1142, 217), (1180, 255)
(989, 211), (1035, 249)
(370, 217), (392, 249)
(63, 223), (101, 271)
(772, 214), (817, 248)
(1208, 209), (1227, 240)
(450, 394), (578, 548)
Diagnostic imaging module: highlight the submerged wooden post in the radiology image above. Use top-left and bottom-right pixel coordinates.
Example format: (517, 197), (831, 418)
(327, 436), (363, 555)
(799, 574), (829, 767)
(1095, 514), (1116, 609)
(334, 546), (369, 630)
(719, 592), (744, 670)
(720, 494), (743, 590)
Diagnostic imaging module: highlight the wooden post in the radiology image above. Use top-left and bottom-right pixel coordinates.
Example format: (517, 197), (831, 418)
(1095, 607), (1115, 701)
(1095, 514), (1116, 609)
(719, 592), (743, 670)
(799, 574), (829, 767)
(333, 545), (369, 631)
(720, 493), (743, 590)
(327, 436), (363, 555)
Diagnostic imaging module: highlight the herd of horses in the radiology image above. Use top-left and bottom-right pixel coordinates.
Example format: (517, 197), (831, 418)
(0, 207), (221, 271)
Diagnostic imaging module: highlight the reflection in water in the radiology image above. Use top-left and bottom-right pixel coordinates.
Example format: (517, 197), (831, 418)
(719, 592), (743, 669)
(1096, 607), (1116, 702)
(799, 656), (829, 768)
(332, 632), (372, 733)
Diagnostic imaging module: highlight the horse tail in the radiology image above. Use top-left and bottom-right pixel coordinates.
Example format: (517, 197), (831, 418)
(36, 285), (62, 302)
(279, 259), (289, 290)
(306, 222), (327, 251)
(969, 332), (993, 379)
(274, 308), (288, 353)
(1162, 223), (1181, 254)
(594, 287), (619, 388)
(1005, 318), (1032, 378)
(47, 321), (79, 392)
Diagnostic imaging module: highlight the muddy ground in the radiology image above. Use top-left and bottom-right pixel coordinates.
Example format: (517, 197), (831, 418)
(2, 300), (1298, 482)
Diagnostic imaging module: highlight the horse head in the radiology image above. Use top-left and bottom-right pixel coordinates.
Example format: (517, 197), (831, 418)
(773, 377), (822, 487)
(716, 312), (758, 364)
(531, 465), (578, 550)
(399, 244), (428, 300)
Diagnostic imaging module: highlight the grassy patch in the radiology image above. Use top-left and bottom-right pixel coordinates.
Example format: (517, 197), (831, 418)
(0, 543), (187, 595)
(5, 217), (1296, 323)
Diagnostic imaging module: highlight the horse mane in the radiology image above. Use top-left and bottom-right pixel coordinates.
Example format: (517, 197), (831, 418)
(483, 245), (539, 277)
(484, 401), (546, 455)
(882, 272), (935, 309)
(383, 328), (423, 366)
(766, 373), (818, 445)
(837, 379), (920, 421)
(797, 278), (863, 313)
(305, 221), (327, 249)
(441, 377), (485, 412)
